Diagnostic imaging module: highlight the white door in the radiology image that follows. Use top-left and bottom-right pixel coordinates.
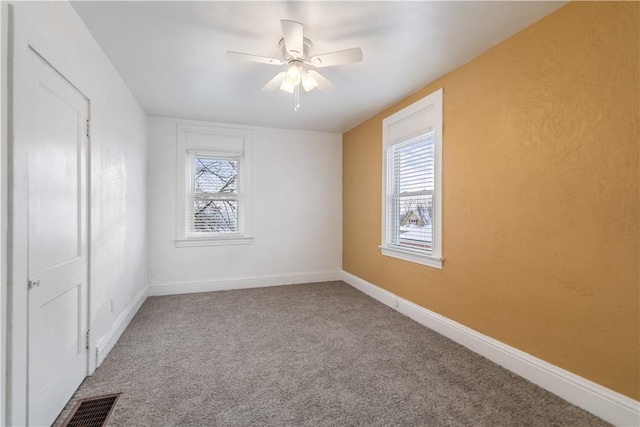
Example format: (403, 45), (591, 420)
(24, 50), (89, 426)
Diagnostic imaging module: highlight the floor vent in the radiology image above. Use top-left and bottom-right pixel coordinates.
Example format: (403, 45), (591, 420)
(61, 393), (122, 427)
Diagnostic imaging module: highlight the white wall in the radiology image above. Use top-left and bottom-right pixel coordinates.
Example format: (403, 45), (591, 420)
(148, 117), (342, 294)
(5, 3), (148, 416)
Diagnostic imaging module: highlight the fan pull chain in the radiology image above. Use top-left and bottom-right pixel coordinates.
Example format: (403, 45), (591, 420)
(294, 84), (300, 111)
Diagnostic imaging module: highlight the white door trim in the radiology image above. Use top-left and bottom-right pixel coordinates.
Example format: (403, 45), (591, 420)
(6, 7), (94, 425)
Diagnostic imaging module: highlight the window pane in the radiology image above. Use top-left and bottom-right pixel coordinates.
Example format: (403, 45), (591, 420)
(392, 134), (434, 194)
(397, 195), (433, 251)
(192, 199), (238, 233)
(194, 157), (237, 194)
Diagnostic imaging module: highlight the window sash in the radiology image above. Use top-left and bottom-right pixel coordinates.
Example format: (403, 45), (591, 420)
(190, 196), (240, 235)
(192, 155), (239, 194)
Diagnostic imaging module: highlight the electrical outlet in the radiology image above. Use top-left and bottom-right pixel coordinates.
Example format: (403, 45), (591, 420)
(109, 298), (115, 313)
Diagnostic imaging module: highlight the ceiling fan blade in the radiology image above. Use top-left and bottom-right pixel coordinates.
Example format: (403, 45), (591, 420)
(261, 72), (287, 91)
(309, 48), (363, 68)
(281, 20), (304, 58)
(226, 51), (284, 65)
(307, 70), (334, 92)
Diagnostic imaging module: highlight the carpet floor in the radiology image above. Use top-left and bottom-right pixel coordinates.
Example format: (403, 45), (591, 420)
(53, 281), (609, 426)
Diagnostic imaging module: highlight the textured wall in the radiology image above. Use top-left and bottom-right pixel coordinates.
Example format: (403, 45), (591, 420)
(343, 2), (639, 399)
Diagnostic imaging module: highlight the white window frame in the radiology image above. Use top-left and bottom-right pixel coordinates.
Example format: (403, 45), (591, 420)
(175, 124), (253, 247)
(380, 88), (443, 269)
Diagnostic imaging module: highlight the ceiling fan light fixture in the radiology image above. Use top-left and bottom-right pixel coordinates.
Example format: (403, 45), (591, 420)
(285, 63), (302, 85)
(280, 78), (295, 93)
(301, 71), (318, 92)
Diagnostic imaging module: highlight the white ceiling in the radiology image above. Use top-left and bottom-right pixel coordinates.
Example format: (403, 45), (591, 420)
(71, 1), (566, 133)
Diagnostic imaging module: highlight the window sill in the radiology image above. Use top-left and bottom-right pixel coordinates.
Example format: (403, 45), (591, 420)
(379, 245), (443, 269)
(175, 236), (254, 248)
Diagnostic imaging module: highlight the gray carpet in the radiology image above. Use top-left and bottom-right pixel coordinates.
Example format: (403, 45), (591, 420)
(54, 281), (609, 426)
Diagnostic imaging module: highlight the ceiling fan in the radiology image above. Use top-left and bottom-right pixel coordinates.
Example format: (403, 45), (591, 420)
(227, 20), (363, 110)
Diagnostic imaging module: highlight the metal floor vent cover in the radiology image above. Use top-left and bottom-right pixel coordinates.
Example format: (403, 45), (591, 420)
(61, 393), (122, 427)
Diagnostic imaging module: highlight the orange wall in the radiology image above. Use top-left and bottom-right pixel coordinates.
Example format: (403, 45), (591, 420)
(343, 1), (639, 399)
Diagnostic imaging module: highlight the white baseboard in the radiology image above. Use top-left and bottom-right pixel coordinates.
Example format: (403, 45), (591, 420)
(148, 271), (342, 296)
(340, 271), (640, 427)
(95, 285), (149, 366)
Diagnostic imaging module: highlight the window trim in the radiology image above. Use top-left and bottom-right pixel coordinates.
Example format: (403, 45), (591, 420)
(380, 88), (443, 269)
(175, 124), (253, 247)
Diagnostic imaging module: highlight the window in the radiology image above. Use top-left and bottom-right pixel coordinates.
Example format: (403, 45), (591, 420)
(387, 133), (435, 251)
(176, 124), (252, 247)
(381, 89), (442, 268)
(190, 155), (240, 235)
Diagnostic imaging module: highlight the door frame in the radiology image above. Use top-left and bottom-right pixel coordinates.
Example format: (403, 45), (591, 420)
(5, 7), (94, 425)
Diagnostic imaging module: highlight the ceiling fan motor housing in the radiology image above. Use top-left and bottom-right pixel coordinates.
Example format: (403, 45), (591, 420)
(279, 37), (313, 62)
